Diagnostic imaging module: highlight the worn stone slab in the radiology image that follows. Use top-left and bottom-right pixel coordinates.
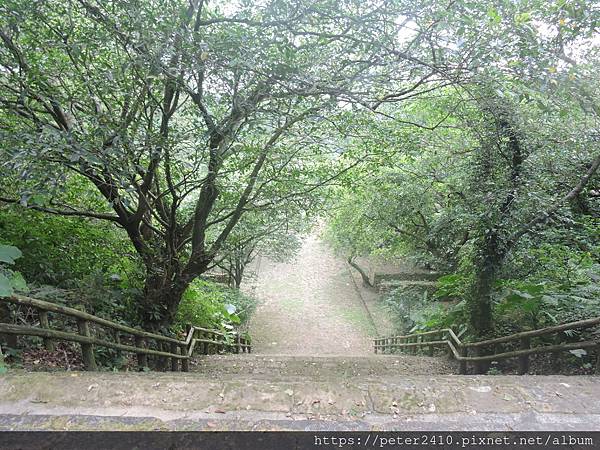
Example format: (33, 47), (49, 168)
(1, 371), (599, 431)
(1, 412), (600, 431)
(192, 354), (455, 379)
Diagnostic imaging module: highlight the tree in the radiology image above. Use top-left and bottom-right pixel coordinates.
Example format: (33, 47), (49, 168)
(464, 92), (600, 338)
(0, 0), (454, 330)
(328, 0), (600, 338)
(214, 208), (305, 289)
(328, 78), (599, 339)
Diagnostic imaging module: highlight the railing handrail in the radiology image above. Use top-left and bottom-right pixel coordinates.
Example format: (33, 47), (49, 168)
(0, 323), (189, 359)
(0, 295), (252, 371)
(4, 295), (183, 345)
(373, 315), (600, 374)
(462, 316), (600, 348)
(376, 315), (600, 349)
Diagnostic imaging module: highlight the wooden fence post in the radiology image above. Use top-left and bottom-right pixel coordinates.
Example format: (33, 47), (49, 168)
(157, 342), (169, 371)
(180, 343), (189, 372)
(170, 343), (179, 372)
(114, 331), (122, 361)
(0, 301), (17, 350)
(76, 319), (97, 371)
(595, 344), (600, 375)
(474, 347), (491, 374)
(235, 334), (241, 354)
(38, 310), (55, 351)
(459, 345), (467, 375)
(135, 336), (148, 371)
(518, 337), (530, 375)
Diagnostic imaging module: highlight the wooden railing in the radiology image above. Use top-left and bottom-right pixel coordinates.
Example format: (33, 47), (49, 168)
(0, 295), (251, 371)
(374, 316), (600, 375)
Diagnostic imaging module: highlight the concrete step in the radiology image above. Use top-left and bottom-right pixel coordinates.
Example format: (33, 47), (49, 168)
(1, 371), (599, 431)
(190, 354), (456, 379)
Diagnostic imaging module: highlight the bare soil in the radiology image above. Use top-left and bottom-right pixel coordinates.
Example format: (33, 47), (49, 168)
(246, 234), (380, 355)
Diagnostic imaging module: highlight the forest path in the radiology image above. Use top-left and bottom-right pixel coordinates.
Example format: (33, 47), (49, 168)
(246, 233), (377, 355)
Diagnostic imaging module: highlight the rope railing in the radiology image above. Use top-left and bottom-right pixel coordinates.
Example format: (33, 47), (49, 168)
(0, 295), (251, 371)
(374, 317), (600, 375)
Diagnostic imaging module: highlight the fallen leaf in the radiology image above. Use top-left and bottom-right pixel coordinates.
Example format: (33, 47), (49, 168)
(214, 409), (226, 414)
(206, 422), (217, 428)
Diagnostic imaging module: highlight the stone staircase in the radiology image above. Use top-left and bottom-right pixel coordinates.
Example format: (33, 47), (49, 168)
(2, 356), (600, 431)
(190, 353), (455, 379)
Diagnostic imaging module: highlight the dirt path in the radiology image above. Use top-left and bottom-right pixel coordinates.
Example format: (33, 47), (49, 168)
(246, 234), (375, 355)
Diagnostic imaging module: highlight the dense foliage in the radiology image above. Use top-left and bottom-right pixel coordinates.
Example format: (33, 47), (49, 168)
(328, 86), (600, 340)
(1, 0), (599, 364)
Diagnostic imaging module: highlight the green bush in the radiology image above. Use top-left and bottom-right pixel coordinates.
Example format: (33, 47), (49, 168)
(0, 208), (134, 286)
(383, 282), (469, 336)
(0, 244), (28, 296)
(174, 279), (256, 334)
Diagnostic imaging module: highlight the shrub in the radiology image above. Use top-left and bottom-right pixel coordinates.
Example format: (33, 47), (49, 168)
(174, 279), (257, 334)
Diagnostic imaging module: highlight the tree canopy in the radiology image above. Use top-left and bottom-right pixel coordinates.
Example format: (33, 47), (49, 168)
(1, 0), (598, 338)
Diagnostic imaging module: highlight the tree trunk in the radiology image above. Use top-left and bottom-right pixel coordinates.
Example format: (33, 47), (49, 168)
(468, 229), (507, 375)
(233, 257), (244, 289)
(140, 272), (191, 332)
(468, 231), (505, 338)
(234, 270), (243, 289)
(469, 259), (495, 337)
(347, 256), (374, 288)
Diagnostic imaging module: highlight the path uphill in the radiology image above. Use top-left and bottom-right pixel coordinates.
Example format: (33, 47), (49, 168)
(247, 234), (377, 355)
(3, 235), (597, 432)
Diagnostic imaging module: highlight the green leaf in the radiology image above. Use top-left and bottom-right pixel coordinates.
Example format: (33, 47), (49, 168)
(515, 12), (531, 25)
(569, 349), (587, 358)
(0, 245), (22, 265)
(487, 7), (501, 25)
(10, 271), (28, 293)
(0, 273), (14, 297)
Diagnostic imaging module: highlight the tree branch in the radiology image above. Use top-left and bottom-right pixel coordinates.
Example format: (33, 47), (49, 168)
(506, 153), (600, 250)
